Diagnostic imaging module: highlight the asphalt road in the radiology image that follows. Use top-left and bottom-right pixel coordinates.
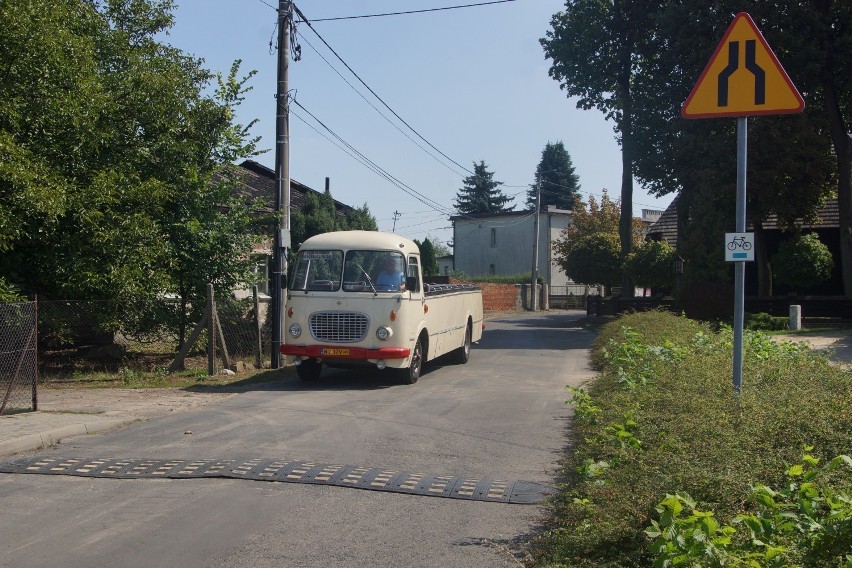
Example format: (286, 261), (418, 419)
(0, 311), (596, 568)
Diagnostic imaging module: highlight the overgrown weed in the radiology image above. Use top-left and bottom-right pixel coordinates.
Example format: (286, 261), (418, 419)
(532, 311), (851, 567)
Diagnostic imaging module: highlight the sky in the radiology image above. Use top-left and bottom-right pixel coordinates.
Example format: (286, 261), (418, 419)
(165, 0), (675, 248)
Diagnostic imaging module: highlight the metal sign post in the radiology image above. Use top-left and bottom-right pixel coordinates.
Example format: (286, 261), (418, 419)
(732, 117), (747, 392)
(681, 12), (804, 392)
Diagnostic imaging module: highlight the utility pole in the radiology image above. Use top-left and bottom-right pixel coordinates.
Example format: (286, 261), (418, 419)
(392, 210), (401, 232)
(530, 180), (541, 311)
(271, 0), (292, 369)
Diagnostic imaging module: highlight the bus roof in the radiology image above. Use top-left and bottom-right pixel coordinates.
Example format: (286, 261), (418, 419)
(298, 231), (420, 254)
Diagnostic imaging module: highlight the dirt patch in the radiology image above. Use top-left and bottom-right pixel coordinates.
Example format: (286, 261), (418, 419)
(36, 386), (236, 421)
(774, 331), (852, 367)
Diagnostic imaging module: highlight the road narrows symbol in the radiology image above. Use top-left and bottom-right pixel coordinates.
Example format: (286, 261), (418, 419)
(682, 12), (803, 118)
(717, 41), (739, 107)
(744, 40), (766, 105)
(717, 40), (766, 108)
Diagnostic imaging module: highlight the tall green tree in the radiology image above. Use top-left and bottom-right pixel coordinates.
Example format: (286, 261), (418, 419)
(528, 141), (581, 211)
(764, 0), (852, 295)
(414, 238), (439, 276)
(453, 161), (514, 215)
(563, 233), (623, 291)
(290, 193), (377, 248)
(553, 191), (643, 292)
(0, 0), (265, 338)
(620, 1), (837, 295)
(542, 0), (654, 296)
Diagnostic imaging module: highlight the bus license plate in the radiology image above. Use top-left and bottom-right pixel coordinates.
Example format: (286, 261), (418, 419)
(320, 348), (349, 356)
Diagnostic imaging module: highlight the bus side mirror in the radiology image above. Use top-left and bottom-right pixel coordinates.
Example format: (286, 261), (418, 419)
(406, 276), (418, 292)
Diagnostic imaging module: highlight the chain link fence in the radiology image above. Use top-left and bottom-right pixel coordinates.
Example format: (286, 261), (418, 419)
(37, 292), (272, 382)
(0, 301), (37, 414)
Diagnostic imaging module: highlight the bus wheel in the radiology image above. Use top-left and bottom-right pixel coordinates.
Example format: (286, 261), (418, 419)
(398, 338), (423, 384)
(451, 321), (472, 364)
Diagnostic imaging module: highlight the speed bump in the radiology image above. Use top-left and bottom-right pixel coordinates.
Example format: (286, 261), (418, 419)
(0, 456), (553, 504)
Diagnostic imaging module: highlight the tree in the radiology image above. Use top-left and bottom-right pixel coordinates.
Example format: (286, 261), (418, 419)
(0, 0), (265, 340)
(528, 141), (580, 211)
(454, 161), (514, 215)
(553, 191), (642, 262)
(291, 193), (377, 249)
(564, 233), (622, 290)
(414, 238), (439, 276)
(766, 1), (852, 296)
(542, 0), (654, 296)
(432, 240), (451, 258)
(627, 2), (837, 296)
(625, 240), (676, 292)
(343, 203), (378, 232)
(772, 233), (834, 292)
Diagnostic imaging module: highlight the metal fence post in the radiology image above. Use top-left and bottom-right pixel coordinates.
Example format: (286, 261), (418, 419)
(33, 295), (38, 411)
(207, 284), (215, 376)
(253, 285), (263, 369)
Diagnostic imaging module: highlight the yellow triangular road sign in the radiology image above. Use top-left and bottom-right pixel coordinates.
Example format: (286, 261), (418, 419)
(682, 12), (804, 119)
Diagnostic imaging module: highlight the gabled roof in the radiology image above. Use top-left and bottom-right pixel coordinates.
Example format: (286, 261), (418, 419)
(646, 195), (839, 248)
(225, 160), (354, 215)
(646, 198), (680, 247)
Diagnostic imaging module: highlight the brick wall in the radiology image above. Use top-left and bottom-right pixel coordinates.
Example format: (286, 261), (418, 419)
(450, 279), (521, 312)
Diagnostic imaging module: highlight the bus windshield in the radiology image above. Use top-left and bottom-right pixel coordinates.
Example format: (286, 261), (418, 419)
(342, 251), (406, 292)
(289, 250), (343, 291)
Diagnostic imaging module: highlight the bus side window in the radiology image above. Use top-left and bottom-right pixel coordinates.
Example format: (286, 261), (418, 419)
(407, 256), (421, 293)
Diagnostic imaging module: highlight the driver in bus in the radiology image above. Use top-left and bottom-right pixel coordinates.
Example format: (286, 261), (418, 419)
(376, 257), (405, 291)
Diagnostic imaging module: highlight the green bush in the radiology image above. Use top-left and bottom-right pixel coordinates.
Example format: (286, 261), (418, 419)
(625, 240), (676, 291)
(745, 311), (789, 331)
(0, 277), (23, 302)
(772, 233), (834, 292)
(531, 311), (851, 567)
(450, 271), (541, 285)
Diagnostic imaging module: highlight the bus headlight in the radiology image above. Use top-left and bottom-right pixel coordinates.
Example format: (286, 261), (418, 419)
(288, 323), (302, 338)
(376, 326), (392, 341)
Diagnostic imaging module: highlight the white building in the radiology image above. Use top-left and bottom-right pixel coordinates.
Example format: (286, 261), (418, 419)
(450, 207), (572, 286)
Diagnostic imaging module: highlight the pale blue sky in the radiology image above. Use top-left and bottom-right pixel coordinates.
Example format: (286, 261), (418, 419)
(165, 0), (674, 247)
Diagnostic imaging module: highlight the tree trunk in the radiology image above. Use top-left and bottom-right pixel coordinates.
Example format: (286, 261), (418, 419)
(178, 295), (187, 351)
(753, 220), (772, 296)
(815, 1), (852, 296)
(823, 82), (852, 296)
(615, 0), (635, 298)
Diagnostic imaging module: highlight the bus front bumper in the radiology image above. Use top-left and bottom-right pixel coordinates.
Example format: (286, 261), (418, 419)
(280, 345), (411, 360)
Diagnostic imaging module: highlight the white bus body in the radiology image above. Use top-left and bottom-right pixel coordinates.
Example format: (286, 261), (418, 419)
(280, 231), (484, 383)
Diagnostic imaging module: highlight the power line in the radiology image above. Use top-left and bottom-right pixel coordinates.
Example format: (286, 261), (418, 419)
(295, 29), (469, 179)
(291, 100), (456, 216)
(309, 0), (519, 22)
(261, 1), (664, 215)
(292, 4), (476, 178)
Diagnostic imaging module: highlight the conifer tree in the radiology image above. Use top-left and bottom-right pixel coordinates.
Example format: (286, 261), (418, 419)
(453, 161), (514, 215)
(527, 142), (580, 211)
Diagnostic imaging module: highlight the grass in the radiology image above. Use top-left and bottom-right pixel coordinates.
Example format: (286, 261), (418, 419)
(43, 364), (296, 390)
(531, 310), (852, 567)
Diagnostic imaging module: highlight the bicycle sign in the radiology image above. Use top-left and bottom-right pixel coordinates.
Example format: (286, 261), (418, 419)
(725, 232), (754, 262)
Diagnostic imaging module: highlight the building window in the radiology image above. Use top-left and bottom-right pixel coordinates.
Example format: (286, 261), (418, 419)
(489, 264), (496, 275)
(490, 228), (496, 247)
(252, 255), (270, 295)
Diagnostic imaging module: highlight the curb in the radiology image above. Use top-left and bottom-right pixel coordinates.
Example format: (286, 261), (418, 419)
(0, 418), (133, 457)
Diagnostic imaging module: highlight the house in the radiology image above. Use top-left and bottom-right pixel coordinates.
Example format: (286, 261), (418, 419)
(437, 255), (454, 275)
(450, 207), (572, 286)
(646, 195), (842, 295)
(228, 160), (355, 298)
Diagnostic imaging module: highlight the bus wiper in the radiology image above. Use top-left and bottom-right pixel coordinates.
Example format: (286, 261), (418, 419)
(355, 263), (378, 296)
